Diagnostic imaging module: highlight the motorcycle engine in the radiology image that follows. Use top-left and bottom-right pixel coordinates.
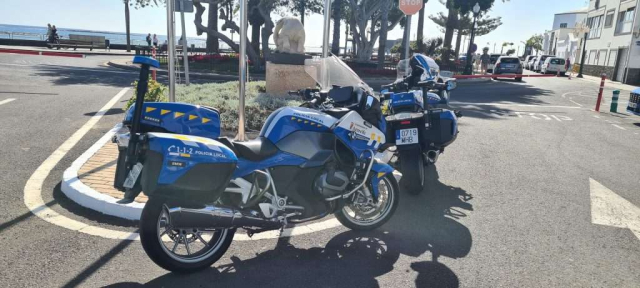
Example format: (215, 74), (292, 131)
(313, 168), (350, 198)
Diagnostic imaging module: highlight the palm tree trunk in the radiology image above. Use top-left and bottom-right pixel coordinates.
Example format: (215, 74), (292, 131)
(442, 1), (457, 63)
(331, 0), (342, 55)
(300, 0), (306, 25)
(125, 0), (131, 52)
(377, 2), (390, 69)
(206, 3), (219, 53)
(454, 30), (462, 58)
(417, 1), (426, 53)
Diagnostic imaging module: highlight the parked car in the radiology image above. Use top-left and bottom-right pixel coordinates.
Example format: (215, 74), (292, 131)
(492, 56), (524, 81)
(523, 56), (535, 70)
(533, 55), (554, 72)
(541, 57), (567, 75)
(526, 56), (538, 70)
(487, 54), (503, 73)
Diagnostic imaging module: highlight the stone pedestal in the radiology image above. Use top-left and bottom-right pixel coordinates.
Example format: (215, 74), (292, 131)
(266, 61), (317, 95)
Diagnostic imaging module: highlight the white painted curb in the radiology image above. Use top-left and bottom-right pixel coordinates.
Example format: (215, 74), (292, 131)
(61, 123), (145, 220)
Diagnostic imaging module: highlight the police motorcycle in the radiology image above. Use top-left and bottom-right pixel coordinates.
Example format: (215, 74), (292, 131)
(113, 56), (399, 272)
(379, 54), (460, 194)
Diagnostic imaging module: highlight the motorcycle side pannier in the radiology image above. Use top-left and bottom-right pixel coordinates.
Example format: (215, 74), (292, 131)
(422, 109), (458, 148)
(140, 132), (237, 203)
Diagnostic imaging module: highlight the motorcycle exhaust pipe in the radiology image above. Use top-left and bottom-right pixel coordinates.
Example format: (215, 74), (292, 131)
(167, 205), (282, 230)
(426, 150), (440, 164)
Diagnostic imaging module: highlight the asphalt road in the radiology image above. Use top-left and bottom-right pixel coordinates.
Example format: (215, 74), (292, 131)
(0, 53), (639, 287)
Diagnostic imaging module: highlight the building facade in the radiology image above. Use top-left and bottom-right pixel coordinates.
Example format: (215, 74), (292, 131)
(580, 0), (640, 84)
(543, 8), (587, 62)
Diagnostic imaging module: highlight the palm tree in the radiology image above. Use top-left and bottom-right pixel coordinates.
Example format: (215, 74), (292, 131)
(331, 0), (343, 55)
(416, 0), (429, 53)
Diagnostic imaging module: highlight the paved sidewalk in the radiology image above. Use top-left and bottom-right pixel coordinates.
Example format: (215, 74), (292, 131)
(0, 44), (135, 56)
(575, 73), (639, 91)
(77, 141), (148, 203)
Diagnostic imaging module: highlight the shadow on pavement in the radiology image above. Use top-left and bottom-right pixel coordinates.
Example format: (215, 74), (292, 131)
(84, 108), (124, 117)
(451, 80), (555, 120)
(33, 65), (134, 87)
(103, 165), (472, 287)
(51, 182), (138, 228)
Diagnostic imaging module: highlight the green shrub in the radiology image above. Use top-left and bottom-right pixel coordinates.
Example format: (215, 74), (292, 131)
(124, 78), (168, 110)
(176, 81), (301, 132)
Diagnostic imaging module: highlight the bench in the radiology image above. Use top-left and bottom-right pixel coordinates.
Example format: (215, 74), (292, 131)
(48, 34), (108, 51)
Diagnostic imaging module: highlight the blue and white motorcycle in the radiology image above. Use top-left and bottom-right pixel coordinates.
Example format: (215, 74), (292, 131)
(380, 55), (460, 194)
(114, 56), (399, 272)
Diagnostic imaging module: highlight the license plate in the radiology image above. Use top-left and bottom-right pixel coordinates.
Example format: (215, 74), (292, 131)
(395, 128), (419, 145)
(123, 162), (143, 189)
(506, 64), (515, 68)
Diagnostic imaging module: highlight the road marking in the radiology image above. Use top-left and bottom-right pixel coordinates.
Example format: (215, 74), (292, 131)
(23, 88), (138, 240)
(569, 99), (583, 107)
(0, 98), (15, 106)
(612, 124), (626, 130)
(593, 115), (601, 118)
(451, 102), (582, 109)
(24, 87), (342, 241)
(590, 178), (640, 241)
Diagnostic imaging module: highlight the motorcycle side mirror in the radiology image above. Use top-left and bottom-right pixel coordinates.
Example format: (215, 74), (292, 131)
(445, 79), (457, 91)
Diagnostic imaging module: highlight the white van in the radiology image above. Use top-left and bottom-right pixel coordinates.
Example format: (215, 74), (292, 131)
(541, 57), (566, 75)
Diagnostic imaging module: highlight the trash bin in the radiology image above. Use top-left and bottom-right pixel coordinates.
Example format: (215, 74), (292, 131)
(629, 88), (640, 116)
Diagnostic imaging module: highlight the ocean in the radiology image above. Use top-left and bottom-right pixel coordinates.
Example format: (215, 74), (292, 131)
(0, 23), (212, 48)
(0, 23), (325, 53)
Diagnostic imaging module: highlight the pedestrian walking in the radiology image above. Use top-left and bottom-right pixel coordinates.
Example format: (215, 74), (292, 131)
(480, 47), (490, 74)
(46, 23), (52, 41)
(565, 58), (572, 77)
(146, 33), (152, 47)
(153, 34), (158, 47)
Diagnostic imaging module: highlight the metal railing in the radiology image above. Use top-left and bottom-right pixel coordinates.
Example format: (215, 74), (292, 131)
(0, 31), (46, 41)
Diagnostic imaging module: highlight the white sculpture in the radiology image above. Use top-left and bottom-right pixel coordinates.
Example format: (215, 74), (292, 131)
(274, 17), (306, 54)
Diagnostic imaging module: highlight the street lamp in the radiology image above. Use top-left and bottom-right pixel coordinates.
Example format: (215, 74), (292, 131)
(574, 23), (590, 78)
(464, 3), (481, 75)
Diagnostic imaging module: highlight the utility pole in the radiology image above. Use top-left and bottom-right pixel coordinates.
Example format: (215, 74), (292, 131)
(179, 0), (190, 85)
(166, 0), (176, 101)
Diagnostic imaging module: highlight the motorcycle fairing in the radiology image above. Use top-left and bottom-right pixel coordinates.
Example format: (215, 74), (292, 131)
(390, 91), (424, 110)
(333, 111), (386, 156)
(126, 102), (221, 139)
(260, 107), (338, 143)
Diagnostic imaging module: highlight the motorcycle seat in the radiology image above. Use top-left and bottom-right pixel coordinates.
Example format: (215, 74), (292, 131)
(324, 107), (351, 119)
(233, 137), (278, 162)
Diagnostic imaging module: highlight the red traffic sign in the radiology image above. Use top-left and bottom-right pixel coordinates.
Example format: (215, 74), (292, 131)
(399, 0), (423, 15)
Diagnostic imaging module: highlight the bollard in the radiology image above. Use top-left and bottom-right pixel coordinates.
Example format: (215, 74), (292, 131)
(595, 73), (606, 112)
(610, 90), (619, 112)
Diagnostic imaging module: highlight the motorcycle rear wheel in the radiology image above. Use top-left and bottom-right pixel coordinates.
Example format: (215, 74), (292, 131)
(399, 149), (425, 195)
(336, 174), (399, 231)
(140, 197), (235, 273)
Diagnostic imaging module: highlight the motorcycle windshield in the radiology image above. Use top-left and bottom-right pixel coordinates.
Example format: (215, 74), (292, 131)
(396, 59), (411, 81)
(304, 56), (372, 93)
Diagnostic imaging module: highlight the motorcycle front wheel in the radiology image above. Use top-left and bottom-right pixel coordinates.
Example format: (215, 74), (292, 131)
(139, 197), (235, 273)
(336, 174), (399, 231)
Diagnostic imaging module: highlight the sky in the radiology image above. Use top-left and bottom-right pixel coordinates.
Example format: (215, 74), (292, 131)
(1, 0), (590, 54)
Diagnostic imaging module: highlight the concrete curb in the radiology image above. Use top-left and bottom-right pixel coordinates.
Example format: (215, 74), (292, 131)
(61, 123), (144, 220)
(106, 60), (256, 81)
